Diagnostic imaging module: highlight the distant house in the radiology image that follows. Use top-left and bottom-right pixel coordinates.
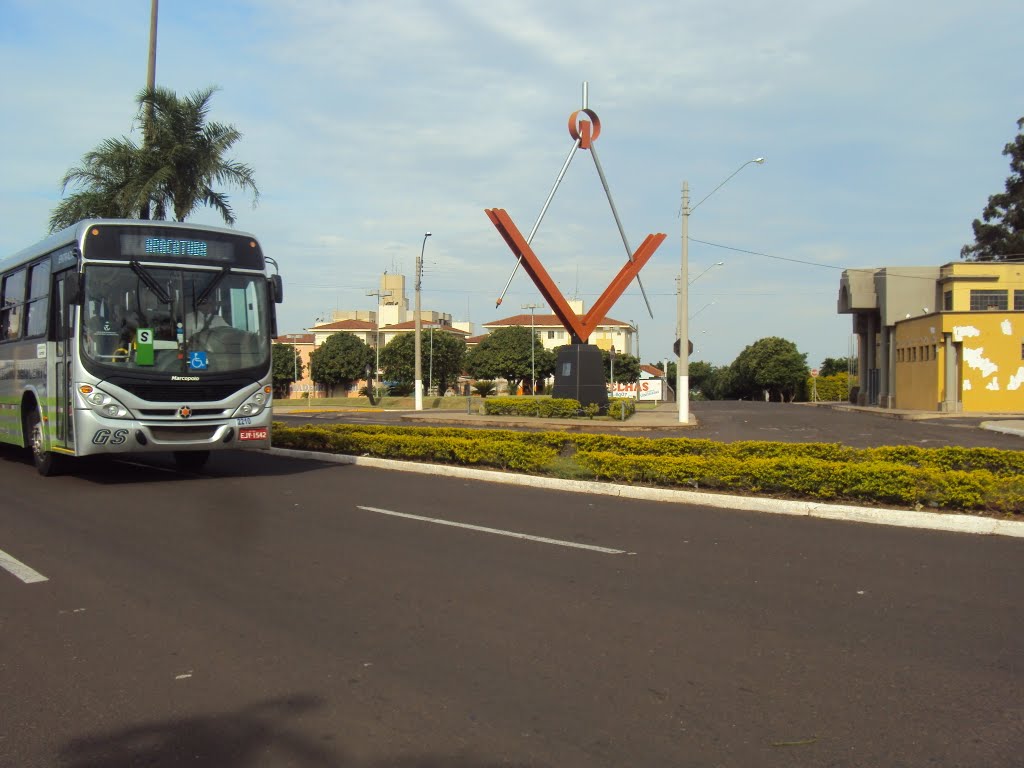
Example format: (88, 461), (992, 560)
(838, 261), (1023, 413)
(274, 271), (475, 398)
(482, 300), (635, 355)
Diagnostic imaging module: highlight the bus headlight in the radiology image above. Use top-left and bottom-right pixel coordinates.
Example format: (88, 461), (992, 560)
(76, 384), (132, 419)
(232, 386), (272, 419)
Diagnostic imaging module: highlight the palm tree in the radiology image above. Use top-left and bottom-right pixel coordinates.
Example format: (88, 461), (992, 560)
(48, 137), (155, 231)
(140, 85), (259, 223)
(49, 85), (259, 232)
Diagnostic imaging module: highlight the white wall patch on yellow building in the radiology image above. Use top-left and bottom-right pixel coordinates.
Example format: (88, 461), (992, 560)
(963, 347), (998, 378)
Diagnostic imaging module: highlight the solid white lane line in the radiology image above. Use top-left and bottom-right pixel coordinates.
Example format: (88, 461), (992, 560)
(355, 506), (631, 555)
(0, 548), (48, 584)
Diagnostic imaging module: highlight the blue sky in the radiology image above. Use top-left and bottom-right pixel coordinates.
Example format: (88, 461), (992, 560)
(1, 0), (1021, 367)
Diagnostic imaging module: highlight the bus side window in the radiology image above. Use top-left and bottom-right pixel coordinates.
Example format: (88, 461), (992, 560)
(25, 260), (51, 338)
(0, 268), (27, 342)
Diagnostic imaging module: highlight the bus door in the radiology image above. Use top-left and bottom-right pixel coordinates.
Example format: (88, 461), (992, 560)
(51, 269), (76, 451)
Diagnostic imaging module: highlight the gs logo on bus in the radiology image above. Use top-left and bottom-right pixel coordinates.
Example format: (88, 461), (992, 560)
(92, 429), (129, 446)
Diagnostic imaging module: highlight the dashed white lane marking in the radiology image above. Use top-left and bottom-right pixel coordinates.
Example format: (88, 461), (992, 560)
(0, 547), (48, 584)
(356, 506), (632, 555)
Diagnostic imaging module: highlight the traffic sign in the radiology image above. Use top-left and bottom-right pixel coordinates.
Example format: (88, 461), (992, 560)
(673, 338), (694, 357)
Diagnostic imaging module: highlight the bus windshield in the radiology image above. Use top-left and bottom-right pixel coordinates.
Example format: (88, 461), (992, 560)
(81, 264), (271, 375)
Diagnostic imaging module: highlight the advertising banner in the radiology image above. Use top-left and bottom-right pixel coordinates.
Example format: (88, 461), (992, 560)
(608, 380), (663, 401)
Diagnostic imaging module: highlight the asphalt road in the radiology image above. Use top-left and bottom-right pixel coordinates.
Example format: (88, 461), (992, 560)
(275, 400), (1024, 450)
(2, 446), (1022, 767)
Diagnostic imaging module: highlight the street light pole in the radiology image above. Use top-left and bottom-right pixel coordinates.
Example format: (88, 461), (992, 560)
(414, 232), (431, 411)
(677, 158), (763, 424)
(521, 303), (544, 395)
(366, 288), (393, 388)
(689, 261), (724, 286)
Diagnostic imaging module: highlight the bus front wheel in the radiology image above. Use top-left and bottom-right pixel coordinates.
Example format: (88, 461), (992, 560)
(25, 407), (61, 476)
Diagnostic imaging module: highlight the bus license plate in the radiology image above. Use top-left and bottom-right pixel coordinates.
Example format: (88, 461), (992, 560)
(239, 427), (268, 441)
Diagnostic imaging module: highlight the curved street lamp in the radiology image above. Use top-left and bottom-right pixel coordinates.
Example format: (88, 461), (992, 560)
(688, 261), (724, 287)
(678, 158), (763, 423)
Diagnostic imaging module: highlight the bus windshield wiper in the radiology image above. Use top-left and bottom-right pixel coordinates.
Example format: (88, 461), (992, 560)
(194, 267), (230, 308)
(130, 261), (171, 305)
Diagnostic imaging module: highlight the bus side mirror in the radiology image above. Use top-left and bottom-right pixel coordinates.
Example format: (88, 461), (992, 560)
(269, 275), (283, 304)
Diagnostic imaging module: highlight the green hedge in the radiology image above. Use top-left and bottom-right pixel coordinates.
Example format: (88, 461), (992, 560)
(483, 397), (583, 418)
(574, 451), (1024, 513)
(271, 423), (1023, 514)
(272, 424), (556, 472)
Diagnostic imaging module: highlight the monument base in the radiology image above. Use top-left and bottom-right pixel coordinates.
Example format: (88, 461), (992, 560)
(552, 343), (609, 411)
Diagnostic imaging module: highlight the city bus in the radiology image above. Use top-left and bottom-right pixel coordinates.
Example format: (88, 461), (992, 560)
(0, 219), (283, 475)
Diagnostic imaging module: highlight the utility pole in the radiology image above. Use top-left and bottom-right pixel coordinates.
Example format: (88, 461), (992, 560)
(141, 0), (159, 219)
(521, 303), (544, 395)
(414, 232), (431, 410)
(677, 158), (763, 423)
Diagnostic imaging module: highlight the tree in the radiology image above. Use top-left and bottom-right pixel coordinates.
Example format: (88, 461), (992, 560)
(272, 343), (302, 399)
(308, 333), (372, 398)
(728, 336), (808, 402)
(140, 86), (259, 223)
(602, 349), (640, 384)
(961, 116), (1024, 262)
(50, 85), (258, 232)
(819, 356), (852, 378)
(49, 138), (152, 231)
(378, 330), (467, 395)
(465, 326), (553, 394)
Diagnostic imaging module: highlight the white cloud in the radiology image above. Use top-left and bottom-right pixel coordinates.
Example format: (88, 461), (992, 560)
(1, 0), (1021, 367)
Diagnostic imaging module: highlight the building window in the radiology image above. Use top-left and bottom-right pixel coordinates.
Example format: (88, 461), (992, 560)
(547, 330), (555, 339)
(1015, 290), (1024, 311)
(943, 290), (953, 311)
(970, 289), (1008, 311)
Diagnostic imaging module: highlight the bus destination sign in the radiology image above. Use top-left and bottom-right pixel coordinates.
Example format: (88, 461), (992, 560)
(145, 237), (208, 257)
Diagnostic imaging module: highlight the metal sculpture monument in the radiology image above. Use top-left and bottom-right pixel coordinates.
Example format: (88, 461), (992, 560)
(486, 83), (665, 409)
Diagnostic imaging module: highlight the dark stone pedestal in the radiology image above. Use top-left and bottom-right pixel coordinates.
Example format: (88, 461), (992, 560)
(552, 343), (608, 411)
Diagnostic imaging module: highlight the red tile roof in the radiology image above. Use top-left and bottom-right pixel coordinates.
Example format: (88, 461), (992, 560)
(484, 313), (629, 327)
(273, 333), (315, 344)
(640, 364), (666, 378)
(381, 321), (469, 335)
(311, 319), (376, 331)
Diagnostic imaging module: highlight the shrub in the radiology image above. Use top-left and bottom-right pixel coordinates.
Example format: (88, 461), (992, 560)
(271, 423), (1023, 514)
(473, 380), (496, 398)
(607, 399), (636, 421)
(483, 396), (582, 418)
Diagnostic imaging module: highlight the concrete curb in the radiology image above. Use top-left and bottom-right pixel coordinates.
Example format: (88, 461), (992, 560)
(269, 448), (1024, 540)
(981, 420), (1024, 438)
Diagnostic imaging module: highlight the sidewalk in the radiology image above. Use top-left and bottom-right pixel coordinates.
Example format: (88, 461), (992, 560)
(398, 401), (692, 432)
(273, 401), (1024, 437)
(398, 401), (1024, 436)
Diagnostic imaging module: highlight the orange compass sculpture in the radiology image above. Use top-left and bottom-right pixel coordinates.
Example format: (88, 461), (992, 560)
(486, 83), (665, 408)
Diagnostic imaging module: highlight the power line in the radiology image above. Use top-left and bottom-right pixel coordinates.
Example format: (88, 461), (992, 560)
(689, 237), (1024, 277)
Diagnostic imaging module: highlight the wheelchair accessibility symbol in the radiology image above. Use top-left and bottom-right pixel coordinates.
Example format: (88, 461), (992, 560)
(188, 351), (209, 370)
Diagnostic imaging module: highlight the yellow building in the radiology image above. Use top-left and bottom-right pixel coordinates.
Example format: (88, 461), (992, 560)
(838, 262), (1023, 413)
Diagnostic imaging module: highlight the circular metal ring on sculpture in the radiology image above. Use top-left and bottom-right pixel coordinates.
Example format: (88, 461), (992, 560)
(568, 109), (601, 146)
